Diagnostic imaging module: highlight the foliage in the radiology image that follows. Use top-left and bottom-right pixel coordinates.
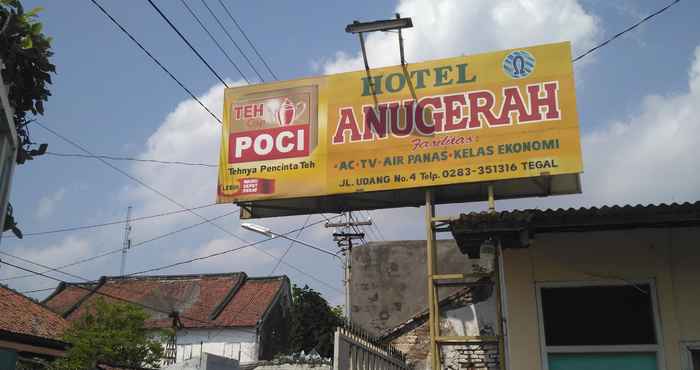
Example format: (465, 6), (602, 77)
(287, 284), (344, 358)
(51, 298), (167, 370)
(0, 0), (55, 160)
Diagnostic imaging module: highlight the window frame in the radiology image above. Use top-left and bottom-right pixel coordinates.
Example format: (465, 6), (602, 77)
(535, 280), (665, 370)
(681, 341), (700, 370)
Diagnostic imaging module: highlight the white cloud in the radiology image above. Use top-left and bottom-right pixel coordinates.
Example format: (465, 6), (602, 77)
(321, 0), (601, 74)
(180, 237), (278, 273)
(409, 45), (700, 222)
(127, 83), (225, 213)
(36, 188), (66, 220)
(575, 46), (700, 206)
(0, 235), (92, 292)
(124, 81), (248, 237)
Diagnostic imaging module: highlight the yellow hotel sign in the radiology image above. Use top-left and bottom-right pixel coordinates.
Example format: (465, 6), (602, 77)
(218, 42), (582, 206)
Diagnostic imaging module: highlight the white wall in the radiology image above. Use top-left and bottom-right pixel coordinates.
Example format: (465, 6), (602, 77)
(175, 328), (259, 364)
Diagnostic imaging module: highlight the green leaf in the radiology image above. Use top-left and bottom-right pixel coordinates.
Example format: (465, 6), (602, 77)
(30, 21), (41, 34)
(25, 6), (43, 18)
(20, 35), (32, 49)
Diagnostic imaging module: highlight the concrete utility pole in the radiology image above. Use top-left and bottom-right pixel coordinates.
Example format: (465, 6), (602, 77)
(120, 206), (132, 276)
(325, 212), (372, 320)
(0, 59), (18, 246)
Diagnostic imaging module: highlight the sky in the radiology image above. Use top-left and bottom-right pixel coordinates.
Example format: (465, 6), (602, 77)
(1, 0), (700, 307)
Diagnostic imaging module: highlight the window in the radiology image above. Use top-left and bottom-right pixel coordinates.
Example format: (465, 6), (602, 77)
(682, 342), (700, 370)
(537, 282), (662, 370)
(180, 344), (192, 360)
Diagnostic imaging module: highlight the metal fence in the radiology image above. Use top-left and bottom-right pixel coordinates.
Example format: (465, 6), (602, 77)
(333, 324), (408, 370)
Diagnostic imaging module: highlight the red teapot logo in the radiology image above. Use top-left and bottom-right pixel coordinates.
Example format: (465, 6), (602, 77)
(276, 98), (306, 126)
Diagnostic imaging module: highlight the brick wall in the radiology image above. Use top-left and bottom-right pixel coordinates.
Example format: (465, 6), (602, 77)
(388, 321), (500, 370)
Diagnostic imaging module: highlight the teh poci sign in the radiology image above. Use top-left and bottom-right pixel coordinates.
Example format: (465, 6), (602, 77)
(218, 42), (583, 214)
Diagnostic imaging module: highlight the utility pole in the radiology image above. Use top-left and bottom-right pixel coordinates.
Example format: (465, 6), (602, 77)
(120, 206), (132, 276)
(325, 212), (372, 320)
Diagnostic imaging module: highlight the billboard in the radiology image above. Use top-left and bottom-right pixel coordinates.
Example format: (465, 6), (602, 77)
(218, 42), (583, 218)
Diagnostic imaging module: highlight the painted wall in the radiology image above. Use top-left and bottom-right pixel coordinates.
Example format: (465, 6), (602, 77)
(351, 240), (493, 334)
(175, 328), (258, 364)
(502, 227), (700, 370)
(163, 352), (240, 370)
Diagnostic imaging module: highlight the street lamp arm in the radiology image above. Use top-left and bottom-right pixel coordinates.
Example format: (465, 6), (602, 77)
(271, 231), (342, 260)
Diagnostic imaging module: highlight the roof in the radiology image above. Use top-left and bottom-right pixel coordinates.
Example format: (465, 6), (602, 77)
(451, 201), (700, 234)
(0, 284), (68, 342)
(43, 272), (289, 329)
(379, 285), (489, 342)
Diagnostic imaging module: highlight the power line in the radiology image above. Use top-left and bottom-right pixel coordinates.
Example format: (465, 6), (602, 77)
(1, 251), (100, 285)
(88, 0), (222, 124)
(572, 0), (681, 63)
(215, 0), (278, 80)
(126, 215), (345, 293)
(269, 214), (314, 275)
(0, 250), (238, 321)
(145, 0), (229, 88)
(208, 214), (322, 341)
(2, 212), (343, 294)
(46, 151), (218, 168)
(199, 0), (265, 82)
(35, 121), (247, 244)
(3, 202), (218, 239)
(1, 209), (239, 282)
(34, 122), (338, 299)
(0, 260), (216, 327)
(178, 0), (250, 84)
(364, 210), (386, 241)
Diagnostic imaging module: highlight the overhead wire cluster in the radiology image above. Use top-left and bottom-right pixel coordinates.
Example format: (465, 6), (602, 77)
(2, 0), (682, 327)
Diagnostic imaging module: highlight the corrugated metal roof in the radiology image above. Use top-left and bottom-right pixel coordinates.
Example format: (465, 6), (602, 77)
(451, 201), (700, 234)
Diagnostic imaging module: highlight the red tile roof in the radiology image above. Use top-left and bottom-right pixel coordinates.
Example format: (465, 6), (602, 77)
(0, 284), (68, 340)
(42, 283), (95, 315)
(43, 273), (288, 329)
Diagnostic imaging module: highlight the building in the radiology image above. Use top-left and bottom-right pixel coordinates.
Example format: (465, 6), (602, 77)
(351, 202), (700, 370)
(0, 284), (70, 369)
(44, 272), (291, 365)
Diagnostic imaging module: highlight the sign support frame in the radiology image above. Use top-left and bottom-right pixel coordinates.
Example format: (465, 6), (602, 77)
(425, 187), (507, 369)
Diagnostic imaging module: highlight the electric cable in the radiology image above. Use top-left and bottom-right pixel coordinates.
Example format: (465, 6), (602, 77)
(35, 121), (247, 244)
(88, 0), (222, 124)
(46, 151), (217, 168)
(215, 0), (278, 80)
(178, 0), (250, 84)
(2, 202), (218, 239)
(198, 0), (265, 82)
(572, 0), (681, 63)
(269, 214), (314, 275)
(125, 215), (345, 294)
(34, 121), (340, 298)
(1, 208), (239, 282)
(209, 213), (322, 341)
(365, 210), (386, 241)
(2, 216), (335, 327)
(0, 251), (239, 320)
(145, 0), (230, 88)
(0, 260), (217, 327)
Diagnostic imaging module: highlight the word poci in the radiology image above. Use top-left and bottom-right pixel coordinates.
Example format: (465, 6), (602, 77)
(229, 125), (309, 163)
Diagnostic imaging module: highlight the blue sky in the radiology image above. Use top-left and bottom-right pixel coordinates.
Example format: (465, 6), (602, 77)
(2, 0), (700, 306)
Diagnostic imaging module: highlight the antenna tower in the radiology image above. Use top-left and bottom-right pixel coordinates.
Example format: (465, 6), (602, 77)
(120, 206), (133, 276)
